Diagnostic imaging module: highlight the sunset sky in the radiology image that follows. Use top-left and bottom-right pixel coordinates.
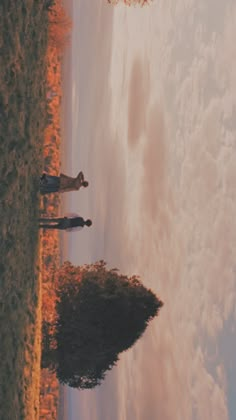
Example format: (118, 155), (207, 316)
(61, 1), (236, 419)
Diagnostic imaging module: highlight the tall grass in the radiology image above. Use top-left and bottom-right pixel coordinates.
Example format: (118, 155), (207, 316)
(0, 1), (48, 419)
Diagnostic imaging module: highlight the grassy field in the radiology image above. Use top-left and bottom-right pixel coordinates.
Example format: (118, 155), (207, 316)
(0, 1), (48, 419)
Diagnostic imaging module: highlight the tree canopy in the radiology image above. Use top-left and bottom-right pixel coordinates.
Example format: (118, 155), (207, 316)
(43, 261), (163, 389)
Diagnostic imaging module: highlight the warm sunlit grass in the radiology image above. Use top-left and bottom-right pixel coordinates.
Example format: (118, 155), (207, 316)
(22, 263), (42, 420)
(0, 1), (48, 419)
(0, 0), (71, 417)
(39, 0), (70, 417)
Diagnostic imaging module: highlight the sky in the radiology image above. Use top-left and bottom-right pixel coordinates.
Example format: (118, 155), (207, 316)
(61, 0), (236, 419)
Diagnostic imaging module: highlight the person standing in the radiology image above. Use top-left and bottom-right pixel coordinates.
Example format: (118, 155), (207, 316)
(40, 171), (89, 194)
(39, 214), (92, 231)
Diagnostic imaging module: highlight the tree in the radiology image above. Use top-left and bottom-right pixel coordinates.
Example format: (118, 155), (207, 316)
(42, 261), (163, 389)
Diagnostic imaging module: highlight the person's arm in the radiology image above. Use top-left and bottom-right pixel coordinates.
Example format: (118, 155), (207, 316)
(78, 171), (84, 182)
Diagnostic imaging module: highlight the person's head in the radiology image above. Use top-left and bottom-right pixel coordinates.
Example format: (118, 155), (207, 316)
(85, 219), (92, 227)
(82, 181), (89, 188)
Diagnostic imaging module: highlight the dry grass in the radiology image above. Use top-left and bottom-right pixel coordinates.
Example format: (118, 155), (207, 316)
(0, 1), (48, 419)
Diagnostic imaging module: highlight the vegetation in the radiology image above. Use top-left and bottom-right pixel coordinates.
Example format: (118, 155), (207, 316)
(0, 0), (71, 418)
(48, 1), (71, 52)
(0, 1), (49, 419)
(42, 261), (163, 389)
(39, 0), (71, 417)
(39, 368), (59, 420)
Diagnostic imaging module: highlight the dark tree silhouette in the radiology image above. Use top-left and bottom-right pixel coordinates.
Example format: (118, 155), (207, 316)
(42, 261), (163, 389)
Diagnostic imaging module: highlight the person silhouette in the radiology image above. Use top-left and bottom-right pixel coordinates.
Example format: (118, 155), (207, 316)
(39, 213), (92, 231)
(40, 171), (89, 194)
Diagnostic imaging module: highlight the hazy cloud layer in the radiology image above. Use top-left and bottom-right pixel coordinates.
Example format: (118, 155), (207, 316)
(127, 58), (150, 147)
(68, 1), (236, 419)
(141, 104), (167, 225)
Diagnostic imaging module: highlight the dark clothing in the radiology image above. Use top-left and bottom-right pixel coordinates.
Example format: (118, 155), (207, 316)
(40, 172), (85, 195)
(38, 223), (65, 230)
(39, 216), (85, 231)
(40, 174), (60, 194)
(67, 217), (85, 228)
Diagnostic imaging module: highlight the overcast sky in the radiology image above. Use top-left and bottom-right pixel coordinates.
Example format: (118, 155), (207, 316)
(62, 1), (236, 419)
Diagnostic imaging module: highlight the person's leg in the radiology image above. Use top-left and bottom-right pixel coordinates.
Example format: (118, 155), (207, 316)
(39, 221), (67, 230)
(45, 174), (60, 182)
(38, 217), (64, 223)
(39, 224), (59, 229)
(40, 174), (60, 194)
(40, 174), (58, 183)
(39, 218), (70, 230)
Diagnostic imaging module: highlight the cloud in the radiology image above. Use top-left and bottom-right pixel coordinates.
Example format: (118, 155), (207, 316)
(127, 58), (150, 148)
(107, 2), (236, 420)
(68, 2), (236, 420)
(140, 104), (167, 224)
